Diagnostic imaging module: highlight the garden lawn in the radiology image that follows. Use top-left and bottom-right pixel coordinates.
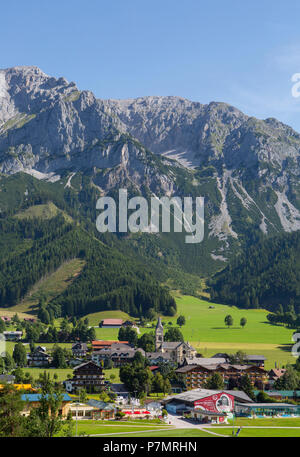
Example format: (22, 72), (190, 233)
(99, 428), (216, 437)
(86, 310), (137, 327)
(227, 417), (300, 427)
(88, 295), (295, 369)
(72, 422), (172, 436)
(170, 295), (294, 345)
(103, 368), (120, 383)
(207, 427), (300, 437)
(0, 258), (85, 315)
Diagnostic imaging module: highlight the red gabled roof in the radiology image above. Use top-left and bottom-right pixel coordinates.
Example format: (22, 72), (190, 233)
(102, 319), (124, 325)
(149, 366), (159, 371)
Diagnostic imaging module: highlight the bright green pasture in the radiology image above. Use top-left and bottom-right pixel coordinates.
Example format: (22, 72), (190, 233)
(165, 295), (294, 369)
(170, 294), (294, 344)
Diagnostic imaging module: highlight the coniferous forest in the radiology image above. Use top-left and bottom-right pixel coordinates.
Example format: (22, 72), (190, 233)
(210, 230), (300, 313)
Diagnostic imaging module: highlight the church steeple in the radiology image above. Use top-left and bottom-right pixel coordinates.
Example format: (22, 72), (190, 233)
(155, 316), (164, 351)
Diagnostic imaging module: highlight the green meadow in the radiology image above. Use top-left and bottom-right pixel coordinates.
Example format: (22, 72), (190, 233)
(85, 294), (295, 370)
(68, 422), (212, 437)
(207, 427), (300, 437)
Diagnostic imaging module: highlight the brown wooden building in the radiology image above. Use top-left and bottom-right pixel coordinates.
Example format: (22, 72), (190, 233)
(65, 361), (105, 392)
(21, 393), (72, 417)
(176, 363), (268, 390)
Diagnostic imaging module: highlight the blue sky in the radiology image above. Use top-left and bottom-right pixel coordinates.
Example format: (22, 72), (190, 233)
(1, 0), (300, 130)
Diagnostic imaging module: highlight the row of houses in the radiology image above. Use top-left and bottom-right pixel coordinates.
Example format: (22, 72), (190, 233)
(19, 395), (160, 421)
(63, 361), (105, 392)
(163, 388), (300, 423)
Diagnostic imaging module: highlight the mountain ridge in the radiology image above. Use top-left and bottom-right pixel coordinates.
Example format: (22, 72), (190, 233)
(1, 66), (300, 274)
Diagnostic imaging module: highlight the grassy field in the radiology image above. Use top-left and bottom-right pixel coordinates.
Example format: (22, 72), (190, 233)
(72, 421), (300, 437)
(87, 310), (136, 327)
(84, 294), (295, 363)
(56, 419), (172, 436)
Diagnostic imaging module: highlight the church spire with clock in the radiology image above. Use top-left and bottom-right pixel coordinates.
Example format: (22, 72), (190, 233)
(155, 316), (164, 351)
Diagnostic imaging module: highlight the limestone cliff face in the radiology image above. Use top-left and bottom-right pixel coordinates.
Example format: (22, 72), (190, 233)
(1, 66), (300, 255)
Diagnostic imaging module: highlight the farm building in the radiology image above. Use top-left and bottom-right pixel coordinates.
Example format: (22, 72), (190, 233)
(3, 331), (22, 341)
(21, 393), (72, 417)
(27, 346), (52, 367)
(267, 369), (286, 387)
(254, 390), (300, 401)
(100, 319), (124, 328)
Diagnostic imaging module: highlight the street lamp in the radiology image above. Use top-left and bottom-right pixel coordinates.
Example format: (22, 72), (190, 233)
(72, 402), (81, 437)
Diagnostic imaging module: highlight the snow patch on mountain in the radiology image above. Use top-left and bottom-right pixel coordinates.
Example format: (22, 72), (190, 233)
(274, 190), (300, 232)
(209, 172), (238, 241)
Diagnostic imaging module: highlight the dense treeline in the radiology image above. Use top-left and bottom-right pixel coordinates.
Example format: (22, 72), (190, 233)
(210, 231), (300, 312)
(0, 214), (176, 318)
